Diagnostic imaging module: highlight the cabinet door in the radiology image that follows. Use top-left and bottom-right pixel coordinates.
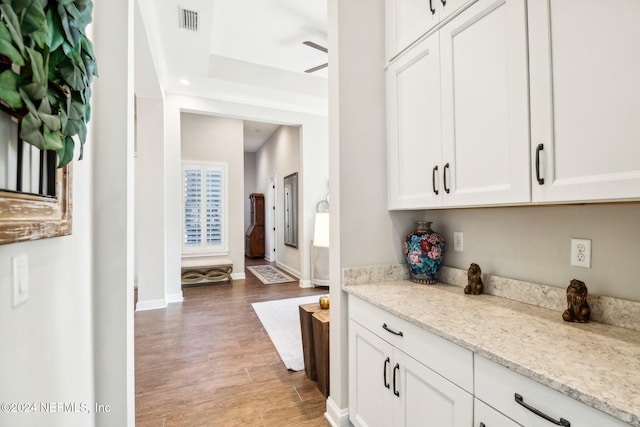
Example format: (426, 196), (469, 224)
(386, 0), (477, 60)
(529, 0), (640, 203)
(387, 34), (443, 209)
(440, 0), (530, 207)
(349, 320), (394, 427)
(395, 351), (473, 427)
(386, 0), (440, 60)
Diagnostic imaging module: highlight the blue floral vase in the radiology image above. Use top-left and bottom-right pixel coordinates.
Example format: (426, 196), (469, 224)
(403, 221), (445, 284)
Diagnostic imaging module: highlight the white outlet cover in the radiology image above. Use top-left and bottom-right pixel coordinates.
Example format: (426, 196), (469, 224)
(453, 232), (463, 252)
(570, 238), (591, 268)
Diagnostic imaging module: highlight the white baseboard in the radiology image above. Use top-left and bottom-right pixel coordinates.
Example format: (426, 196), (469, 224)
(166, 292), (184, 303)
(299, 279), (313, 288)
(135, 298), (167, 312)
(231, 272), (245, 280)
(276, 261), (301, 280)
(325, 397), (349, 427)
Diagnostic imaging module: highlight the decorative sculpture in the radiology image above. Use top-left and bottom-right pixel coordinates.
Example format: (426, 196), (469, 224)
(464, 263), (484, 295)
(562, 279), (590, 323)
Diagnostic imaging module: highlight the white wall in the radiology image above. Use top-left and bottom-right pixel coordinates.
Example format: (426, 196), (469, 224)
(0, 1), (135, 426)
(180, 113), (245, 274)
(92, 0), (136, 425)
(328, 0), (423, 422)
(135, 97), (167, 311)
(255, 126), (301, 275)
(0, 139), (95, 427)
(425, 203), (640, 301)
(163, 93), (328, 288)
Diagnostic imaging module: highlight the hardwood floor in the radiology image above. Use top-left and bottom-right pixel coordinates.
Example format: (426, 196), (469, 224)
(135, 260), (330, 427)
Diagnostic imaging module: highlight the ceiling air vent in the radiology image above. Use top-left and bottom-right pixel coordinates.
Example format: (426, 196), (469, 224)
(179, 7), (198, 31)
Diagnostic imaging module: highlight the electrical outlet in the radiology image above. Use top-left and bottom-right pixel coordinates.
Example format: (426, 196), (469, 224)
(453, 232), (463, 252)
(570, 238), (591, 268)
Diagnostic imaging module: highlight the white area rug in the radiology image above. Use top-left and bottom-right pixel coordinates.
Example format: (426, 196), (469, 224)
(247, 265), (297, 284)
(251, 295), (320, 371)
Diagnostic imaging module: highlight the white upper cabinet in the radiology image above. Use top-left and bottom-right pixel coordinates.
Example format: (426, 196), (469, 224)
(386, 0), (476, 61)
(387, 0), (530, 209)
(387, 34), (442, 209)
(439, 0), (530, 206)
(529, 0), (640, 203)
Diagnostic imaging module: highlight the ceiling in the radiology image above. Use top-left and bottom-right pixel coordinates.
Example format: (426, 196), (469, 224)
(135, 0), (328, 151)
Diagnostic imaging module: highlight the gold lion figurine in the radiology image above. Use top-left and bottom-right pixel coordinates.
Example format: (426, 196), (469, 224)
(464, 263), (483, 295)
(562, 279), (590, 323)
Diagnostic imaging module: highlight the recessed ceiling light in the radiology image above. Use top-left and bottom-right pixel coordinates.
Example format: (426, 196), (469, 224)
(179, 78), (190, 85)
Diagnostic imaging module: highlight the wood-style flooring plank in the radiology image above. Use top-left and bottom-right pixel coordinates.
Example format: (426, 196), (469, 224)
(135, 260), (329, 426)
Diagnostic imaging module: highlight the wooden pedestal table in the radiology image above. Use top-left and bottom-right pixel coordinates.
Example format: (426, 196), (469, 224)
(312, 309), (330, 397)
(299, 303), (322, 381)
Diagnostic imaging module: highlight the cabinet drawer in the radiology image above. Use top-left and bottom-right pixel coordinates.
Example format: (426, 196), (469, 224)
(349, 296), (473, 392)
(474, 398), (520, 427)
(475, 355), (628, 427)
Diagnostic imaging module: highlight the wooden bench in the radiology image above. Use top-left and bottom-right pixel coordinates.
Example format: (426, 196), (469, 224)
(181, 257), (233, 285)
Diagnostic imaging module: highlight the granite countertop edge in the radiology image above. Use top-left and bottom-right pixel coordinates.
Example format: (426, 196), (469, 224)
(343, 280), (640, 426)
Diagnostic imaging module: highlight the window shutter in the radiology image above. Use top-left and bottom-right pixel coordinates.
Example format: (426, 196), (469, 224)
(184, 168), (202, 247)
(205, 169), (223, 246)
(182, 162), (227, 254)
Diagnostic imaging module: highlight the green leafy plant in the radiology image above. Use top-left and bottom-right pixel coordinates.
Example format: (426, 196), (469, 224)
(0, 0), (97, 168)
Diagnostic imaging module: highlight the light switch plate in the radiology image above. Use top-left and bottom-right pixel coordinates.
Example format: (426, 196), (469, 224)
(12, 254), (29, 307)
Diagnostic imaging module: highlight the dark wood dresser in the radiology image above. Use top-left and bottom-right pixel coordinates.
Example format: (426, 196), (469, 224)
(245, 193), (265, 258)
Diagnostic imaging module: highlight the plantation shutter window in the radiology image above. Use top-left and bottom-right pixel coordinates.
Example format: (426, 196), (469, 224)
(182, 161), (228, 254)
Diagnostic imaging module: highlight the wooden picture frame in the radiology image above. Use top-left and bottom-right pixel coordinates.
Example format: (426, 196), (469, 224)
(0, 164), (72, 244)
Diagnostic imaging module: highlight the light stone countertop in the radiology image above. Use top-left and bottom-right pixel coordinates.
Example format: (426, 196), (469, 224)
(343, 280), (640, 426)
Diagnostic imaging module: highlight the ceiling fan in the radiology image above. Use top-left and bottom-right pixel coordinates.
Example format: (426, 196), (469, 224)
(303, 41), (328, 73)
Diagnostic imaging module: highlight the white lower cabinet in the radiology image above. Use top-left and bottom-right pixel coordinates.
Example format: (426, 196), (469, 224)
(349, 297), (473, 427)
(475, 355), (629, 427)
(348, 297), (631, 427)
(474, 398), (520, 427)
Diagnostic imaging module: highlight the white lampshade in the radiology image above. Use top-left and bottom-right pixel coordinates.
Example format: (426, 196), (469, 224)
(313, 212), (330, 248)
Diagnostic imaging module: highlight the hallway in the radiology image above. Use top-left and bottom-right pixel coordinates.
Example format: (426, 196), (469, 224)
(135, 260), (330, 426)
